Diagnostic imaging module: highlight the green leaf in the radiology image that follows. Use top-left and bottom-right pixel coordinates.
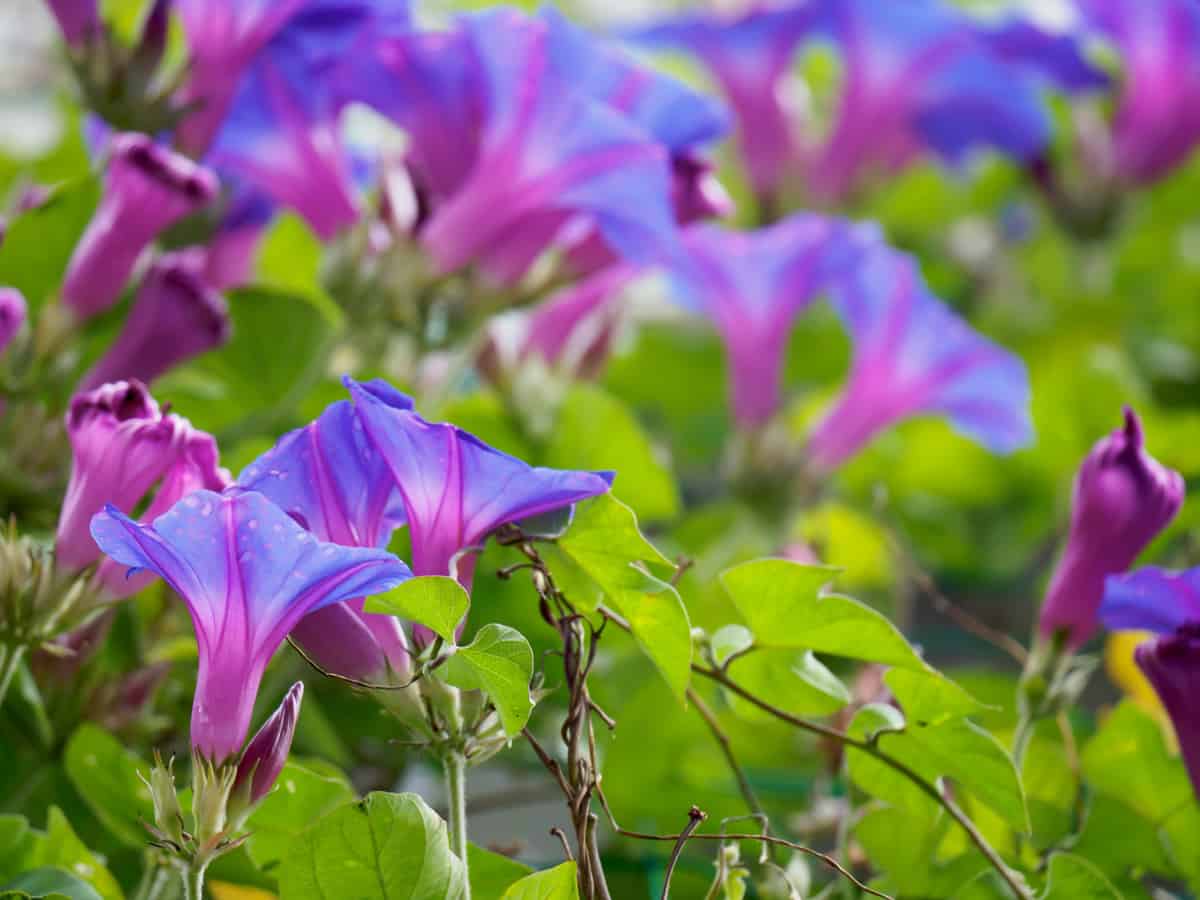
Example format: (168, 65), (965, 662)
(550, 494), (691, 698)
(885, 668), (988, 726)
(545, 385), (679, 522)
(500, 862), (579, 899)
(846, 705), (1028, 833)
(0, 817), (36, 882)
(554, 494), (672, 598)
(63, 725), (154, 848)
(720, 560), (928, 670)
(157, 287), (337, 437)
(364, 577), (470, 645)
(605, 578), (693, 702)
(468, 845), (533, 898)
(1081, 701), (1191, 822)
(1070, 795), (1171, 879)
(256, 213), (343, 324)
(709, 625), (754, 668)
(1041, 853), (1120, 899)
(0, 868), (101, 900)
(245, 761), (357, 870)
(279, 792), (466, 900)
(443, 624), (535, 735)
(725, 649), (850, 720)
(31, 809), (122, 900)
(0, 177), (99, 309)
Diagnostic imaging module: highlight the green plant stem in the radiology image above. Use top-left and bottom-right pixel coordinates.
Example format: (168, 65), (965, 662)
(0, 644), (26, 709)
(1011, 712), (1037, 770)
(444, 751), (471, 899)
(181, 861), (207, 900)
(700, 665), (1033, 900)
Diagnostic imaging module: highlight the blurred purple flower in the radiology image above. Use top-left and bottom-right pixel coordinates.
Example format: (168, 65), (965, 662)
(1078, 0), (1200, 184)
(45, 0), (101, 47)
(1042, 410), (1185, 648)
(346, 376), (613, 590)
(807, 240), (1032, 470)
(1101, 568), (1200, 798)
(0, 289), (26, 354)
(203, 189), (274, 290)
(90, 489), (410, 761)
(56, 380), (229, 577)
(665, 214), (862, 428)
(627, 5), (820, 203)
(180, 0), (410, 236)
(238, 389), (412, 683)
(230, 681), (303, 816)
(80, 253), (230, 392)
(805, 0), (1106, 203)
(62, 134), (218, 321)
(355, 9), (680, 284)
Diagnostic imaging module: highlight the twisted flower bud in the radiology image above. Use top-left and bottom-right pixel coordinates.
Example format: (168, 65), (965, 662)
(1039, 408), (1184, 648)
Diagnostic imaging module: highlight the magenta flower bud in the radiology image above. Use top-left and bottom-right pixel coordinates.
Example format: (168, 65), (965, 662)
(1039, 408), (1184, 649)
(61, 134), (218, 321)
(80, 254), (230, 392)
(231, 681), (303, 815)
(45, 0), (101, 47)
(0, 288), (27, 353)
(55, 380), (228, 574)
(1135, 627), (1200, 798)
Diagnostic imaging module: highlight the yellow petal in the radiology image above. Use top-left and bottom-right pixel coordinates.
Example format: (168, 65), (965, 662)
(1105, 631), (1176, 750)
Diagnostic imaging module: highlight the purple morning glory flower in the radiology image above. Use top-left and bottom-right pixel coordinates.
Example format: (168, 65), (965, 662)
(805, 0), (1105, 203)
(180, 0), (410, 236)
(61, 134), (218, 321)
(44, 0), (101, 47)
(90, 488), (411, 761)
(666, 214), (862, 428)
(346, 376), (614, 585)
(1041, 410), (1185, 648)
(202, 186), (276, 291)
(79, 253), (231, 392)
(356, 9), (680, 285)
(230, 681), (303, 817)
(806, 240), (1033, 470)
(1101, 568), (1200, 799)
(1077, 0), (1200, 184)
(0, 288), (26, 354)
(626, 5), (820, 204)
(56, 380), (229, 575)
(238, 389), (412, 683)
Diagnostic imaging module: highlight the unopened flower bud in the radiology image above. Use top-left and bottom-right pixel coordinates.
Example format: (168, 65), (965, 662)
(1039, 408), (1184, 649)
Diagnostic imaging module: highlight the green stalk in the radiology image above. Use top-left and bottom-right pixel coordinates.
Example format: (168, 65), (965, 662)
(444, 752), (471, 900)
(0, 644), (26, 709)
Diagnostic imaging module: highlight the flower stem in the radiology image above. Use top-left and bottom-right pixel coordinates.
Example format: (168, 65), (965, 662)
(181, 861), (207, 900)
(0, 644), (26, 709)
(444, 751), (471, 899)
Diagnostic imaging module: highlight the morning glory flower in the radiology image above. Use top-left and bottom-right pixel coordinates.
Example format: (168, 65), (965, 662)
(180, 0), (410, 236)
(626, 5), (821, 206)
(61, 134), (218, 321)
(56, 380), (229, 577)
(80, 253), (231, 392)
(0, 289), (26, 354)
(202, 188), (275, 291)
(804, 0), (1106, 203)
(540, 5), (732, 269)
(1042, 410), (1185, 648)
(481, 266), (637, 385)
(1077, 0), (1200, 184)
(346, 376), (614, 586)
(237, 388), (412, 683)
(90, 488), (411, 761)
(45, 0), (100, 47)
(666, 214), (861, 428)
(1101, 567), (1200, 799)
(806, 241), (1033, 471)
(355, 8), (680, 285)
